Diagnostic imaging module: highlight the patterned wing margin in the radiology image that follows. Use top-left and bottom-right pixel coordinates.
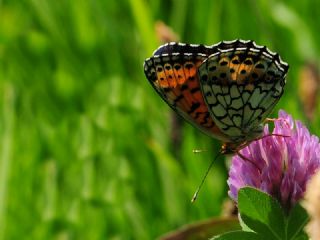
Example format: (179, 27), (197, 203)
(144, 42), (231, 141)
(198, 40), (289, 142)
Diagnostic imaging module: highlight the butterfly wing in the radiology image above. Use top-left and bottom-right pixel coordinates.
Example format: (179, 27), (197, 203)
(144, 42), (230, 141)
(198, 40), (289, 142)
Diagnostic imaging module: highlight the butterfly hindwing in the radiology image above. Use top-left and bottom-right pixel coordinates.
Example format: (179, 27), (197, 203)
(198, 42), (288, 142)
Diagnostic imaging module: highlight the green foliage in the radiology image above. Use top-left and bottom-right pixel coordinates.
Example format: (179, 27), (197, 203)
(212, 188), (309, 240)
(0, 0), (319, 239)
(286, 204), (310, 240)
(238, 187), (286, 239)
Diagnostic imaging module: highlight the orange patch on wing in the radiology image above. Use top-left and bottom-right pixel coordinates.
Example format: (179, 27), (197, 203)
(152, 59), (229, 140)
(229, 55), (241, 81)
(237, 58), (255, 84)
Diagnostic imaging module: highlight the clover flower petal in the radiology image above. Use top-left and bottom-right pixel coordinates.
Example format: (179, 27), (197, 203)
(227, 110), (320, 209)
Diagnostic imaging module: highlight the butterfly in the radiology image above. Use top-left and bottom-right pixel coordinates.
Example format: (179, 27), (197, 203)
(144, 40), (289, 154)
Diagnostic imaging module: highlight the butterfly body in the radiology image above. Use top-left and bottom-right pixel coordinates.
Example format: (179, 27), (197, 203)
(144, 40), (289, 154)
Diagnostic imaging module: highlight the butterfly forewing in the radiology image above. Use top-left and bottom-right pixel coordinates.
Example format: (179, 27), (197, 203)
(144, 43), (231, 141)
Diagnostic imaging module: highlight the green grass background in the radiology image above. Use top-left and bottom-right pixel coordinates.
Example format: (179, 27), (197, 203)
(0, 0), (320, 239)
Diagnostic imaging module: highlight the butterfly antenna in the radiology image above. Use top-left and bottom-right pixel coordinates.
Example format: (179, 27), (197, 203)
(191, 150), (222, 203)
(192, 149), (207, 154)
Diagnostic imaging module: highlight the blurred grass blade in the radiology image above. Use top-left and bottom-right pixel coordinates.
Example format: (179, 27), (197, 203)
(128, 0), (158, 54)
(0, 84), (15, 239)
(271, 2), (316, 59)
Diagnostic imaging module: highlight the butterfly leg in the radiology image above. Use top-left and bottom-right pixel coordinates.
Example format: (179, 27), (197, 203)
(265, 117), (278, 122)
(253, 133), (291, 142)
(265, 117), (290, 127)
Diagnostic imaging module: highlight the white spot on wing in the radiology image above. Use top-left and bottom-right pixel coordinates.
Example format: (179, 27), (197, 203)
(224, 126), (242, 136)
(221, 116), (233, 125)
(231, 98), (243, 109)
(217, 95), (226, 108)
(224, 95), (231, 105)
(230, 85), (240, 98)
(232, 115), (242, 127)
(203, 86), (217, 105)
(249, 88), (264, 108)
(242, 105), (253, 124)
(242, 92), (251, 103)
(211, 104), (226, 117)
(211, 85), (221, 95)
